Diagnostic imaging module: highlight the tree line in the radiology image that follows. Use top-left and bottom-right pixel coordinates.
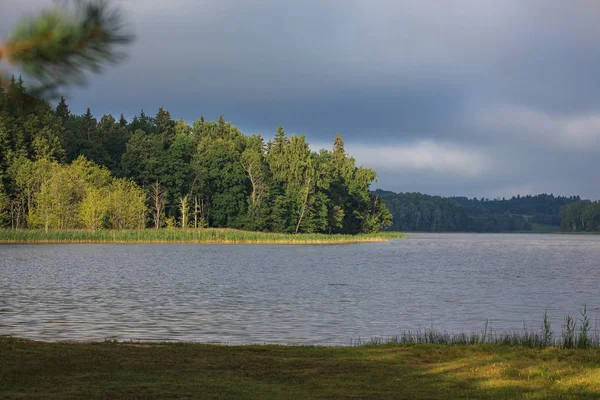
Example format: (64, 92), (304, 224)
(0, 78), (392, 233)
(560, 201), (600, 232)
(376, 190), (582, 233)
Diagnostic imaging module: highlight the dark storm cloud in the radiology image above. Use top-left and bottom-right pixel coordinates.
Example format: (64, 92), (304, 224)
(2, 0), (600, 199)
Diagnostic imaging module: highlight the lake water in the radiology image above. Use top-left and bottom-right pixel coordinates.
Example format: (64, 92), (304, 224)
(1, 234), (599, 345)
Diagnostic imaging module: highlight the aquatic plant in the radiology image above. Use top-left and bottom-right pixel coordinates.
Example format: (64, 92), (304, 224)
(354, 308), (599, 349)
(0, 228), (404, 245)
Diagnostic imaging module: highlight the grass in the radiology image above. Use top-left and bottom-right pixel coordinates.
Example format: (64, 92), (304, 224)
(0, 228), (404, 245)
(358, 310), (600, 349)
(2, 312), (600, 398)
(1, 337), (599, 399)
(531, 223), (560, 233)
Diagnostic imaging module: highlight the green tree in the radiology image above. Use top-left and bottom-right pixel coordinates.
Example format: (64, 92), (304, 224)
(192, 129), (248, 228)
(0, 183), (9, 227)
(120, 129), (163, 186)
(154, 107), (176, 143)
(160, 132), (196, 216)
(79, 186), (109, 230)
(107, 178), (146, 230)
(240, 135), (270, 230)
(55, 97), (70, 126)
(31, 162), (83, 230)
(98, 114), (129, 171)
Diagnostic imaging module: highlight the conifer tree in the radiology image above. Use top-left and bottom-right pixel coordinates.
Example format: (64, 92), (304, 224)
(154, 107), (175, 143)
(0, 1), (133, 96)
(119, 113), (128, 127)
(55, 97), (70, 126)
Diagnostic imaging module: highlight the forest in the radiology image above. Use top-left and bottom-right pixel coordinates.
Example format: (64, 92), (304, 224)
(1, 76), (596, 235)
(376, 190), (583, 233)
(560, 201), (600, 232)
(0, 77), (392, 234)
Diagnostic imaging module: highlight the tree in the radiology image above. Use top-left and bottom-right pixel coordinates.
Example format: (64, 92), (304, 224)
(240, 135), (269, 211)
(0, 183), (9, 227)
(179, 194), (189, 228)
(9, 156), (52, 227)
(175, 119), (192, 136)
(149, 180), (167, 229)
(55, 97), (70, 126)
(117, 113), (127, 127)
(154, 107), (175, 143)
(120, 129), (163, 186)
(1, 75), (397, 235)
(192, 132), (248, 228)
(31, 162), (85, 230)
(79, 187), (109, 230)
(561, 201), (600, 232)
(107, 178), (146, 229)
(160, 132), (196, 215)
(97, 114), (129, 170)
(279, 134), (317, 233)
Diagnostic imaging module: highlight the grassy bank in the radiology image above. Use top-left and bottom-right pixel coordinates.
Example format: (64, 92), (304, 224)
(0, 228), (404, 245)
(1, 337), (599, 399)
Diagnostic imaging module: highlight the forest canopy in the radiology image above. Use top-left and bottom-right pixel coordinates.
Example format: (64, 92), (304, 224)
(0, 78), (392, 234)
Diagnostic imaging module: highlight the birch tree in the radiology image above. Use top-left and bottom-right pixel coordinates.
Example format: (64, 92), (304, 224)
(149, 180), (167, 229)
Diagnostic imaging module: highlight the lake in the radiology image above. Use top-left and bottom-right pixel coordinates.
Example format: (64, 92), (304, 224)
(1, 234), (599, 345)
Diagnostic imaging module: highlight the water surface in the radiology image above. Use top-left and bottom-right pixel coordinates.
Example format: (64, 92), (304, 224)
(1, 234), (599, 344)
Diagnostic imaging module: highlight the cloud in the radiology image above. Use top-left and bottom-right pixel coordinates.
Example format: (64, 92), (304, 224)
(313, 140), (491, 179)
(2, 0), (600, 199)
(473, 106), (600, 150)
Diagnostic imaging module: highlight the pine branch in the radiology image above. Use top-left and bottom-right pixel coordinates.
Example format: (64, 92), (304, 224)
(0, 0), (133, 96)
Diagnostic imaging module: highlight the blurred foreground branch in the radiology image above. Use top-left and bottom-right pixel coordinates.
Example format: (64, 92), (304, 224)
(0, 0), (133, 96)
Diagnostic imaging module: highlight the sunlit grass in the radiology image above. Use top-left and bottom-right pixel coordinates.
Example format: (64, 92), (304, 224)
(0, 228), (404, 244)
(1, 337), (599, 399)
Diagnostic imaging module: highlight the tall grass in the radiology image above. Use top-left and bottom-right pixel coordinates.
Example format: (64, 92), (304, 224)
(353, 308), (600, 349)
(0, 228), (404, 245)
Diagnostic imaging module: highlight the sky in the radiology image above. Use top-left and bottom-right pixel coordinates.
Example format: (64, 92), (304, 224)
(2, 0), (599, 199)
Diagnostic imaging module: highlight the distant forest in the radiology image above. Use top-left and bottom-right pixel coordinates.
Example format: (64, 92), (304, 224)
(375, 190), (589, 233)
(0, 77), (391, 234)
(560, 201), (600, 233)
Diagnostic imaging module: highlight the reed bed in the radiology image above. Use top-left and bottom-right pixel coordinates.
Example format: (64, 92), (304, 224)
(0, 228), (404, 244)
(354, 310), (600, 349)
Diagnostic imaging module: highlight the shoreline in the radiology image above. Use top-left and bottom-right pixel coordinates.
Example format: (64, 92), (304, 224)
(0, 228), (404, 245)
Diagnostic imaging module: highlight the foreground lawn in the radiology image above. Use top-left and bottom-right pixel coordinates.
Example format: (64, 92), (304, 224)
(1, 338), (599, 399)
(0, 228), (404, 245)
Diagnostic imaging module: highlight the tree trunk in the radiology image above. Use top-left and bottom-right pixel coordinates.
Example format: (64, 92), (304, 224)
(295, 176), (312, 234)
(194, 196), (198, 229)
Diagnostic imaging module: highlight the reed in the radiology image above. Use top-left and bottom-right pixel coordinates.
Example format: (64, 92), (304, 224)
(354, 309), (600, 349)
(0, 228), (404, 245)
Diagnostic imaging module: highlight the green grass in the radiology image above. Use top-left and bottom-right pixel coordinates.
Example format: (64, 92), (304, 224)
(359, 310), (600, 349)
(1, 337), (599, 399)
(531, 223), (560, 233)
(0, 228), (404, 245)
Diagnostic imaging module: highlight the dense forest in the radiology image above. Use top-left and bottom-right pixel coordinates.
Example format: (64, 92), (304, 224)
(0, 77), (392, 234)
(560, 201), (600, 232)
(376, 190), (583, 233)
